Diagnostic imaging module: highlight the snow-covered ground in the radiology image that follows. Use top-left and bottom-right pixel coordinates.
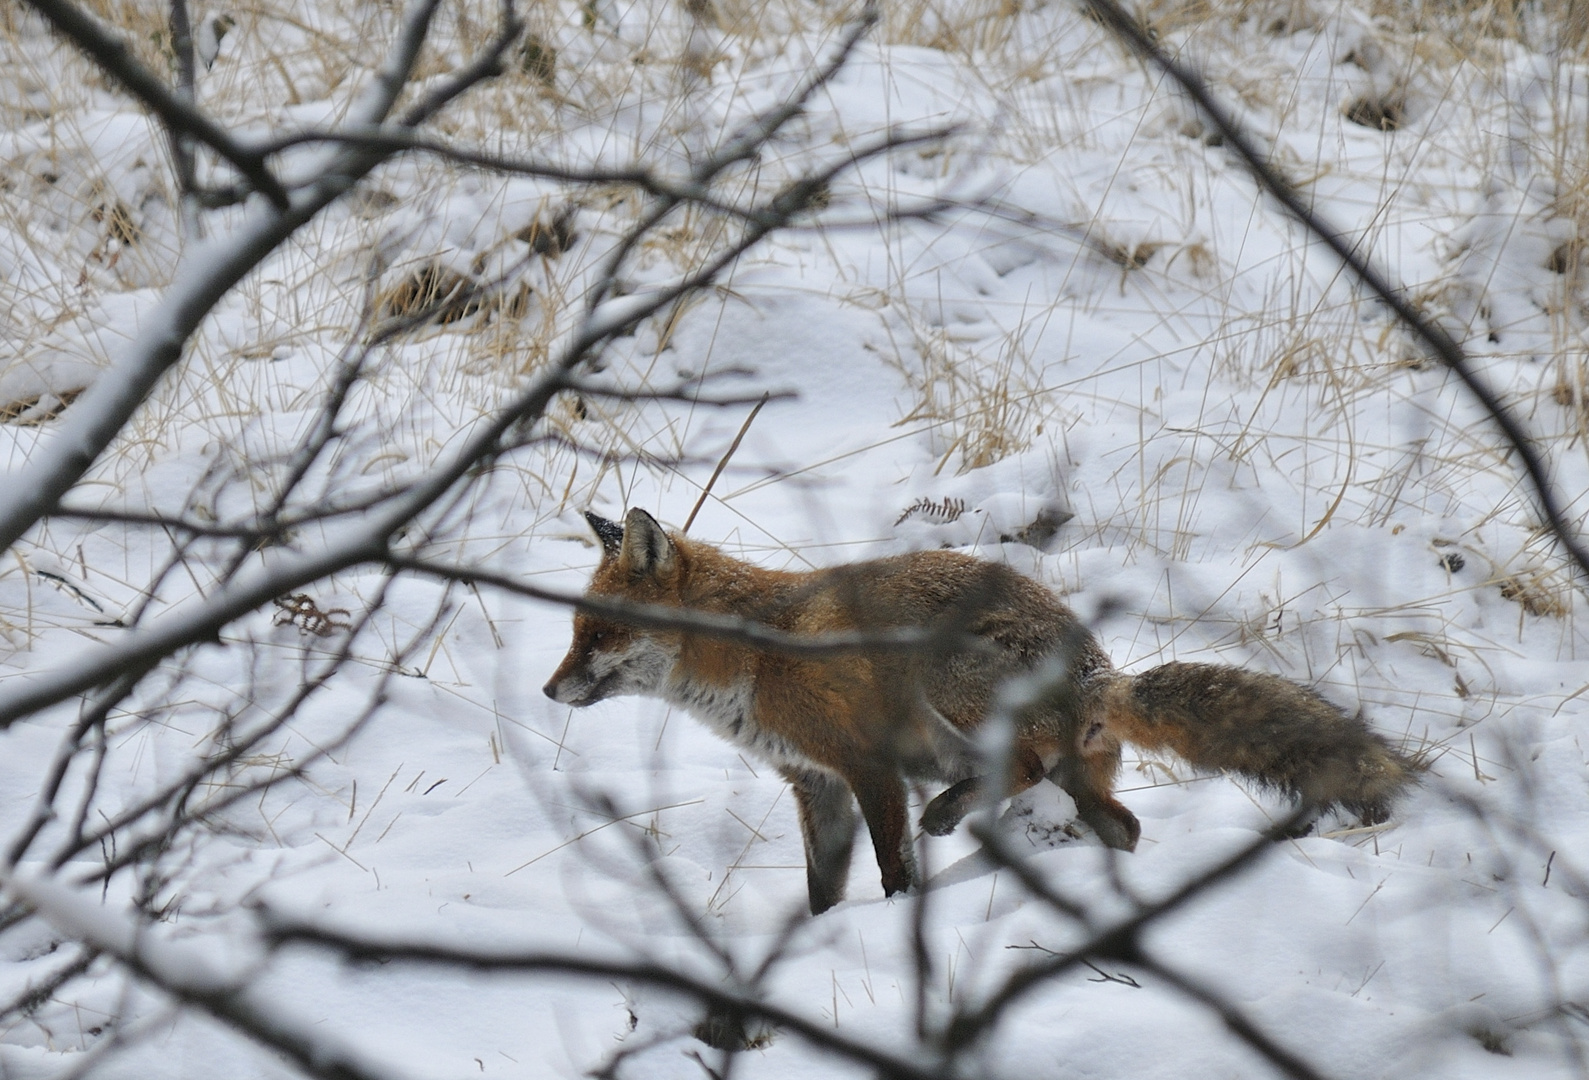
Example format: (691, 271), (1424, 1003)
(1, 0), (1588, 1076)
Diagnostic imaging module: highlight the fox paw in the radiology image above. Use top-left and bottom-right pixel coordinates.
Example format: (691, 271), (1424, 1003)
(920, 777), (980, 836)
(919, 802), (962, 837)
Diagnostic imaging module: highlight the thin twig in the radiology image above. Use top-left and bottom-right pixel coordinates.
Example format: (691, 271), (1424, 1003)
(264, 915), (949, 1080)
(390, 555), (983, 657)
(684, 394), (769, 533)
(1083, 0), (1589, 582)
(22, 0), (288, 208)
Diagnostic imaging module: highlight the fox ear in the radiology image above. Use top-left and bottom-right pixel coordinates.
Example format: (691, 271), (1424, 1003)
(584, 511), (625, 558)
(619, 508), (677, 580)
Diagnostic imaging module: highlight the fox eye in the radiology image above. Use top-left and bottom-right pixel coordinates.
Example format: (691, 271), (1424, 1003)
(589, 629), (605, 645)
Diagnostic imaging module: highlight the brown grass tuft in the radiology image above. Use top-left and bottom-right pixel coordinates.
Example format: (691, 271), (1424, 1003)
(377, 263), (483, 325)
(1496, 570), (1569, 619)
(514, 212), (575, 258)
(0, 388), (85, 426)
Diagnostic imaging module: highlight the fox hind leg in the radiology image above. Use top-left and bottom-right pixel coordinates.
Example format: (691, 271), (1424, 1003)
(1049, 749), (1141, 852)
(919, 744), (1051, 836)
(787, 769), (857, 916)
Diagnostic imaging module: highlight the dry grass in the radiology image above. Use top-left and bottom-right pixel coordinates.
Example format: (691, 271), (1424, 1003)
(2, 9), (1588, 1068)
(879, 0), (1023, 56)
(887, 320), (1056, 475)
(0, 0), (1584, 660)
(1496, 566), (1572, 620)
(0, 386), (85, 425)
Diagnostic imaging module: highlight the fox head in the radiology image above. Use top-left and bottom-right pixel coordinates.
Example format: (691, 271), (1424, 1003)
(542, 508), (683, 707)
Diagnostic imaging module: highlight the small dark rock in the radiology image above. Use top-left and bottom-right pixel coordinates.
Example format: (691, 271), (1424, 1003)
(1002, 506), (1075, 551)
(518, 33), (557, 85)
(515, 211), (575, 257)
(1344, 95), (1404, 131)
(694, 1004), (773, 1051)
(1547, 241), (1579, 275)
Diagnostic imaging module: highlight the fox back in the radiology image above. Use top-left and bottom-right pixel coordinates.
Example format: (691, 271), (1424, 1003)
(544, 509), (1113, 771)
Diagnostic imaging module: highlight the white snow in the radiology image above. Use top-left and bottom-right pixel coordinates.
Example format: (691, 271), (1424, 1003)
(0, 0), (1586, 1077)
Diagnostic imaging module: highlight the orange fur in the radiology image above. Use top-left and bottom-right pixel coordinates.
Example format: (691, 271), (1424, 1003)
(544, 509), (1127, 911)
(545, 510), (1416, 914)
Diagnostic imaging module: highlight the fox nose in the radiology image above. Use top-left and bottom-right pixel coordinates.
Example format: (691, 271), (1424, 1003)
(542, 680), (559, 700)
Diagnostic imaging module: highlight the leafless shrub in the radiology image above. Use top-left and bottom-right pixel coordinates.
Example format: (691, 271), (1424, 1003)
(0, 1), (1583, 1079)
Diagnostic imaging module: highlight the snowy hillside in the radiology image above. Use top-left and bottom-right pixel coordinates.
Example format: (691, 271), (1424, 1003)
(0, 0), (1587, 1076)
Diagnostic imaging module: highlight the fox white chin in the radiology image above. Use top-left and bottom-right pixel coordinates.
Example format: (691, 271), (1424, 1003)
(543, 637), (675, 705)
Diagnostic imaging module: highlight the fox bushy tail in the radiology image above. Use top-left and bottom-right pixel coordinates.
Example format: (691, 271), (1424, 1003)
(1097, 662), (1418, 824)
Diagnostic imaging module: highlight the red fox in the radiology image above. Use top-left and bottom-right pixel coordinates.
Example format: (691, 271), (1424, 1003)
(544, 509), (1417, 914)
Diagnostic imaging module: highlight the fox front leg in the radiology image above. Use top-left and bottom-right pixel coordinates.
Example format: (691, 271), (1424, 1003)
(847, 767), (917, 900)
(920, 775), (981, 836)
(786, 768), (858, 915)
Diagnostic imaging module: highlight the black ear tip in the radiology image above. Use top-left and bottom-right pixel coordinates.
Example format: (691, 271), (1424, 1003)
(584, 510), (625, 555)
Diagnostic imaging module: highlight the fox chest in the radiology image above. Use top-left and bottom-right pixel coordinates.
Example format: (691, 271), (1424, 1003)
(664, 676), (818, 773)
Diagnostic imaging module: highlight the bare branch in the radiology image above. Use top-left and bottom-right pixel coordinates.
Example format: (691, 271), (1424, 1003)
(21, 0), (290, 209)
(165, 0), (202, 237)
(351, 0), (449, 127)
(47, 505), (286, 541)
(947, 806), (1312, 1046)
(1082, 0), (1589, 581)
(0, 0), (466, 559)
(389, 555), (985, 656)
(569, 383), (794, 408)
(4, 672), (135, 865)
(243, 124), (953, 231)
(392, 0), (522, 128)
(263, 914), (951, 1080)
